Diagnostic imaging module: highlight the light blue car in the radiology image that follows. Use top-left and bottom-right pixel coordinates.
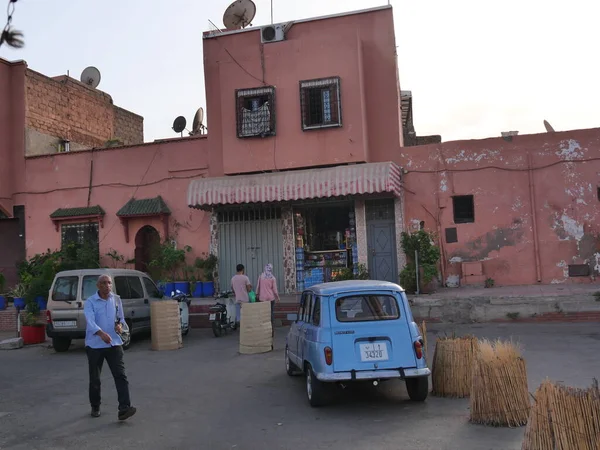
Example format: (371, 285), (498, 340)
(285, 280), (430, 407)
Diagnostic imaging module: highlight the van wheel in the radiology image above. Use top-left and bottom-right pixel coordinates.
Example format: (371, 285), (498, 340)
(306, 363), (329, 407)
(285, 345), (300, 376)
(406, 377), (429, 402)
(52, 337), (71, 353)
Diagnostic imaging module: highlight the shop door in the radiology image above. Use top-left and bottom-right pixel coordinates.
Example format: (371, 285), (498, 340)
(218, 208), (284, 294)
(366, 199), (398, 283)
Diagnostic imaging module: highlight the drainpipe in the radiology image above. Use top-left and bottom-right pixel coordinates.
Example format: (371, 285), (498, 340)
(527, 152), (542, 282)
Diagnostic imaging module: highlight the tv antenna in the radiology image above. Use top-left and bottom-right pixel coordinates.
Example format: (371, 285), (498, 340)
(80, 66), (101, 88)
(223, 0), (256, 30)
(190, 107), (207, 135)
(172, 116), (187, 137)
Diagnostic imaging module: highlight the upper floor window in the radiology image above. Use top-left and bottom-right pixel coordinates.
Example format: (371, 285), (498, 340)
(236, 86), (276, 138)
(300, 77), (342, 130)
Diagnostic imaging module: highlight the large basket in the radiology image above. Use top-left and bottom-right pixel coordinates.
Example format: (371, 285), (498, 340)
(431, 334), (478, 398)
(522, 379), (600, 450)
(150, 300), (182, 351)
(470, 339), (530, 427)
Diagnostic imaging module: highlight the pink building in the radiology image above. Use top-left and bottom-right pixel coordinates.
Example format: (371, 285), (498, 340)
(0, 5), (598, 293)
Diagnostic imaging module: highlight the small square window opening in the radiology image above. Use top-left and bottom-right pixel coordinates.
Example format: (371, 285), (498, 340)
(236, 86), (276, 138)
(453, 195), (475, 224)
(300, 77), (342, 130)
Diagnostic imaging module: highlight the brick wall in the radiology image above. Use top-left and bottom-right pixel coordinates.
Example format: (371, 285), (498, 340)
(0, 308), (17, 332)
(114, 106), (144, 145)
(24, 70), (143, 154)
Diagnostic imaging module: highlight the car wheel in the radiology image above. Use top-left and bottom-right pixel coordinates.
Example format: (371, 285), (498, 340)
(52, 337), (71, 353)
(285, 345), (300, 376)
(306, 363), (329, 407)
(405, 377), (429, 402)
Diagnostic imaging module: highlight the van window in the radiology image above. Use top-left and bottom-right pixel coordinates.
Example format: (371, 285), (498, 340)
(114, 277), (130, 298)
(335, 295), (400, 322)
(82, 275), (100, 300)
(127, 277), (144, 299)
(143, 278), (161, 298)
(52, 276), (79, 301)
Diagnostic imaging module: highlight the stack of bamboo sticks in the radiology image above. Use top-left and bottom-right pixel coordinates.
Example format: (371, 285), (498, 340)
(470, 339), (530, 427)
(522, 379), (600, 450)
(431, 334), (478, 398)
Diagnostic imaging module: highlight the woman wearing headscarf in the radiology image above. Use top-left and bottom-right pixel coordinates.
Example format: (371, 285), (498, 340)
(256, 263), (280, 335)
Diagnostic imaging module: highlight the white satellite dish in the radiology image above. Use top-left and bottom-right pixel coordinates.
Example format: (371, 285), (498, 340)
(191, 107), (205, 135)
(80, 66), (101, 88)
(223, 0), (256, 30)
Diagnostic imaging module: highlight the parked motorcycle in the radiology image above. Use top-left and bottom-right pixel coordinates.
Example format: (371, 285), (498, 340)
(208, 290), (236, 337)
(170, 290), (191, 336)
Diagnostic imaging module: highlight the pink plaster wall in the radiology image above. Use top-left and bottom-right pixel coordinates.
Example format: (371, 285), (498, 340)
(203, 6), (403, 175)
(0, 59), (26, 215)
(398, 128), (600, 286)
(22, 137), (212, 264)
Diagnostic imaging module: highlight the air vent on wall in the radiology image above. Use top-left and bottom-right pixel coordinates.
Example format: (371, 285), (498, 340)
(261, 24), (285, 43)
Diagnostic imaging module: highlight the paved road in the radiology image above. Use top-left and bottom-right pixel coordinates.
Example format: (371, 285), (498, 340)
(1, 322), (599, 450)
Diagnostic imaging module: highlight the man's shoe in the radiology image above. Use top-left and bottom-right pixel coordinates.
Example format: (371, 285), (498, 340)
(91, 407), (100, 418)
(118, 406), (137, 421)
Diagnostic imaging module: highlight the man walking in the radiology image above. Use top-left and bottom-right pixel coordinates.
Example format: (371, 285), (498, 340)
(231, 263), (251, 327)
(84, 274), (136, 420)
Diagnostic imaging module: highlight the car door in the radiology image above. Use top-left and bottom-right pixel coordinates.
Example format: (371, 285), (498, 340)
(114, 275), (145, 332)
(298, 293), (313, 363)
(300, 295), (320, 364)
(289, 293), (307, 365)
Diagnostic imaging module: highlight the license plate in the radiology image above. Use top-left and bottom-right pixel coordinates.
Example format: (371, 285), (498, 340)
(54, 320), (77, 328)
(359, 343), (389, 362)
(209, 314), (216, 321)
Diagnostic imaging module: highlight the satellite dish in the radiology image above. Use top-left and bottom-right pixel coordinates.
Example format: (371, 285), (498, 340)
(191, 107), (205, 135)
(543, 120), (555, 133)
(80, 66), (101, 88)
(172, 116), (187, 135)
(223, 0), (256, 30)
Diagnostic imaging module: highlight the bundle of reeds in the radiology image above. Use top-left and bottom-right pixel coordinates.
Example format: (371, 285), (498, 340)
(522, 379), (600, 450)
(418, 320), (428, 356)
(470, 339), (529, 427)
(431, 334), (478, 398)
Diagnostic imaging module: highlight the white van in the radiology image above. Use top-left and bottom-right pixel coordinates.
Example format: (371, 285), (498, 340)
(45, 269), (164, 352)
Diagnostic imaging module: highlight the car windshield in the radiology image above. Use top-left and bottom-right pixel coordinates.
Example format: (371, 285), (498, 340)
(335, 295), (400, 322)
(82, 275), (100, 300)
(52, 276), (79, 302)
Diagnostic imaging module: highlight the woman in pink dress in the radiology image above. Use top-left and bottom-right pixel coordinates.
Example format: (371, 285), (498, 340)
(256, 263), (280, 335)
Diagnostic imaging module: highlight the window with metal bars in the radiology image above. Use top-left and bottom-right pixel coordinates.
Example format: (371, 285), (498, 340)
(299, 77), (342, 130)
(61, 222), (99, 248)
(235, 86), (276, 138)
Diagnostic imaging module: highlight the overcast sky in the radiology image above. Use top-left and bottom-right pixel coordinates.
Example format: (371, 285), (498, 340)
(1, 0), (598, 143)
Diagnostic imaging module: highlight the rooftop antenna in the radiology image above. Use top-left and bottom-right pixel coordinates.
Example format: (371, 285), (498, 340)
(80, 66), (101, 88)
(172, 116), (187, 137)
(190, 107), (207, 135)
(543, 120), (555, 133)
(223, 0), (256, 30)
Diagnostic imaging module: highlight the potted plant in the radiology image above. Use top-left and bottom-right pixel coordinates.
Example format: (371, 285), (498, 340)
(399, 230), (441, 294)
(10, 283), (28, 310)
(201, 254), (217, 298)
(20, 299), (46, 345)
(0, 272), (6, 310)
(149, 241), (192, 297)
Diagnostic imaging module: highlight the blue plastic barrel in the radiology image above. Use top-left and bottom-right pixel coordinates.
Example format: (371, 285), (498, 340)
(35, 296), (47, 310)
(193, 282), (203, 298)
(164, 282), (175, 297)
(0, 296), (6, 310)
(202, 281), (215, 297)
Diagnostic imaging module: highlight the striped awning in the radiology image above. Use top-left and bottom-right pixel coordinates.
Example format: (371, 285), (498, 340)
(187, 162), (402, 208)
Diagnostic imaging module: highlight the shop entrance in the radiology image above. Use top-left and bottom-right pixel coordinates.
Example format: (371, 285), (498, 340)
(293, 201), (357, 289)
(366, 199), (397, 283)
